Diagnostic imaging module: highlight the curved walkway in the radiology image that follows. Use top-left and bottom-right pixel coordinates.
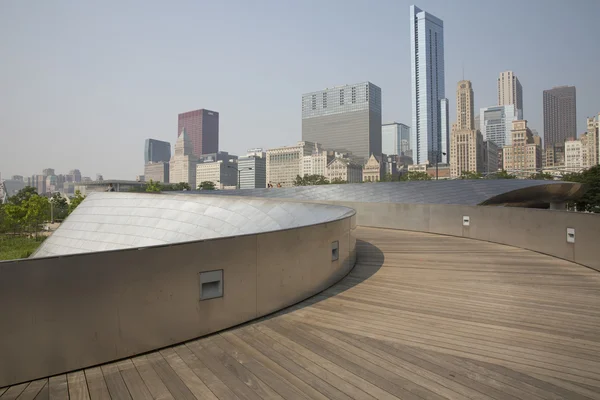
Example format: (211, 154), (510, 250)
(2, 227), (600, 399)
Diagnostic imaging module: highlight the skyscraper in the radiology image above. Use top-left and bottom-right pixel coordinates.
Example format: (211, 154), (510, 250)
(301, 82), (382, 161)
(382, 122), (411, 156)
(480, 105), (522, 147)
(410, 5), (448, 165)
(543, 86), (577, 147)
(503, 120), (542, 175)
(450, 80), (483, 178)
(498, 71), (523, 115)
(144, 139), (171, 164)
(170, 128), (199, 189)
(177, 109), (219, 158)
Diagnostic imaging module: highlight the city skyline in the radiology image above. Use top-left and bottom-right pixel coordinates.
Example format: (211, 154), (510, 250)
(1, 0), (599, 178)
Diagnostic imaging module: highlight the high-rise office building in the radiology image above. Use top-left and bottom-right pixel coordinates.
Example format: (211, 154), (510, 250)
(144, 139), (171, 164)
(42, 168), (55, 177)
(410, 5), (448, 165)
(585, 114), (599, 167)
(543, 86), (576, 147)
(68, 169), (82, 183)
(238, 156), (267, 189)
(382, 122), (411, 156)
(177, 109), (219, 158)
(480, 105), (522, 147)
(544, 143), (566, 168)
(301, 82), (382, 161)
(498, 71), (523, 115)
(450, 80), (483, 178)
(483, 141), (501, 175)
(503, 120), (541, 175)
(170, 128), (199, 189)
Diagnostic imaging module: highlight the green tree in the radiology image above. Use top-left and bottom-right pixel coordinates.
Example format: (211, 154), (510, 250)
(146, 179), (162, 192)
(381, 173), (399, 182)
(24, 195), (49, 239)
(330, 178), (348, 184)
(68, 190), (86, 214)
(488, 170), (517, 179)
(294, 174), (329, 186)
(8, 186), (37, 206)
(198, 181), (216, 190)
(563, 165), (600, 213)
(400, 171), (431, 181)
(460, 171), (483, 179)
(2, 203), (24, 234)
(50, 192), (69, 221)
(530, 172), (554, 180)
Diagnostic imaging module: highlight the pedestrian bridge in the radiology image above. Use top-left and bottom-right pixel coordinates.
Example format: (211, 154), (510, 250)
(1, 182), (599, 399)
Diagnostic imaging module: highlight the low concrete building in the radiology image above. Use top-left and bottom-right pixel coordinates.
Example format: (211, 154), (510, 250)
(75, 180), (145, 195)
(144, 162), (170, 183)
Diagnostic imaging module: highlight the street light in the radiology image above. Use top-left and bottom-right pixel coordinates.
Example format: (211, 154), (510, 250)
(436, 151), (447, 180)
(227, 165), (253, 189)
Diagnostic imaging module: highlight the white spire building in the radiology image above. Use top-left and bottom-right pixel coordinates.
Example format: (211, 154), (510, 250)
(169, 128), (198, 189)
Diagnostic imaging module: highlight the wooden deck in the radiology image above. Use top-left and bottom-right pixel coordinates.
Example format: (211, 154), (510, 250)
(2, 226), (600, 400)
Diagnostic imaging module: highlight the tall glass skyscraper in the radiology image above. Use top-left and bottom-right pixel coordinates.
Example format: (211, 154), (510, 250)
(480, 105), (522, 147)
(144, 139), (171, 164)
(382, 122), (411, 155)
(409, 5), (448, 165)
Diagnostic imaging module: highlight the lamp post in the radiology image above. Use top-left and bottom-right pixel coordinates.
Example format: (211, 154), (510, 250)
(436, 151), (447, 180)
(227, 165), (253, 189)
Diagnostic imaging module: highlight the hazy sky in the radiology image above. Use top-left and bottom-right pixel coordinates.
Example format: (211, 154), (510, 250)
(1, 0), (599, 179)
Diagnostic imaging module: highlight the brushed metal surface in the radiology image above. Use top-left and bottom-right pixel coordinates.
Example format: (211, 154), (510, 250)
(32, 192), (354, 258)
(0, 199), (356, 387)
(189, 179), (586, 206)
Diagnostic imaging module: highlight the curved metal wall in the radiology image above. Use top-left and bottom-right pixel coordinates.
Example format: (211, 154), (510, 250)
(0, 205), (356, 387)
(319, 200), (600, 272)
(33, 192), (354, 258)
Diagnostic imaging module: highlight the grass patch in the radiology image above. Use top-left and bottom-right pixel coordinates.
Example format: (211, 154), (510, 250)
(0, 235), (45, 260)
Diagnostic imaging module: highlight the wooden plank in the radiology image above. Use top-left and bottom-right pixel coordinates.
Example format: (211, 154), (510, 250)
(186, 339), (264, 400)
(101, 364), (132, 400)
(158, 348), (217, 400)
(0, 383), (28, 400)
(222, 330), (337, 400)
(115, 360), (153, 400)
(49, 375), (68, 400)
(173, 344), (238, 400)
(199, 336), (284, 400)
(242, 326), (373, 400)
(130, 356), (174, 400)
(67, 371), (90, 400)
(208, 334), (309, 399)
(33, 382), (48, 400)
(17, 380), (48, 400)
(267, 320), (425, 400)
(83, 367), (110, 400)
(144, 351), (196, 400)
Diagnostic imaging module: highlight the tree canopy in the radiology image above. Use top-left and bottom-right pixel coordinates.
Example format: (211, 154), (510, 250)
(460, 171), (483, 179)
(399, 171), (431, 181)
(145, 179), (162, 192)
(562, 165), (600, 213)
(294, 174), (330, 186)
(198, 181), (216, 190)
